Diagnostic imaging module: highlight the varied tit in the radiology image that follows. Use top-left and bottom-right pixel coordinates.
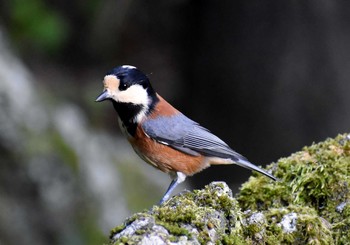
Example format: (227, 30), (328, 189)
(96, 65), (276, 204)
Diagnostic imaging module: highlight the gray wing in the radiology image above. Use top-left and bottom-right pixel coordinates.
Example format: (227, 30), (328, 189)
(141, 114), (246, 162)
(142, 114), (277, 181)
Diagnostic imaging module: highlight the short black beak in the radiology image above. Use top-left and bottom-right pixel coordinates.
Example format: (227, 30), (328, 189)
(95, 90), (109, 102)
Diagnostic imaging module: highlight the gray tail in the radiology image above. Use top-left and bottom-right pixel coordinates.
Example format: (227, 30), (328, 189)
(235, 158), (277, 181)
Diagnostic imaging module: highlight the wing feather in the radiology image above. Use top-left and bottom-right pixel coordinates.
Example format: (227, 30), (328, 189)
(142, 114), (245, 161)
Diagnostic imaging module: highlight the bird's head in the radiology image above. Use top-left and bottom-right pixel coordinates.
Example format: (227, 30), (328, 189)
(96, 65), (158, 123)
(96, 65), (155, 104)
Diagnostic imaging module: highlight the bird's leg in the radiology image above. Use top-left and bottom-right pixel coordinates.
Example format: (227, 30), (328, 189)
(159, 172), (186, 205)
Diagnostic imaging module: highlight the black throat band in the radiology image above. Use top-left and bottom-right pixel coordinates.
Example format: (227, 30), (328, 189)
(111, 93), (159, 136)
(111, 101), (142, 136)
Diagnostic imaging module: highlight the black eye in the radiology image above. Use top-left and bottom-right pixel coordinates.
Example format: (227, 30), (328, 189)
(119, 83), (128, 91)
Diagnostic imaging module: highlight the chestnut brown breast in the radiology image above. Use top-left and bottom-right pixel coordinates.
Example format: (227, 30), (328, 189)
(129, 125), (208, 176)
(128, 95), (210, 176)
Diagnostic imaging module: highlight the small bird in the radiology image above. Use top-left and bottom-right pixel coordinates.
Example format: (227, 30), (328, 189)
(96, 65), (276, 204)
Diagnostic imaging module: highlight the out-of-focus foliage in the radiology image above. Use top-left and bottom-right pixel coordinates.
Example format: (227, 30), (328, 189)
(8, 0), (69, 53)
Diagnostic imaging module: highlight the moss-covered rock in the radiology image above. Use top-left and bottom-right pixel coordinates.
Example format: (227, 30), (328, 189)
(110, 182), (243, 244)
(109, 134), (350, 244)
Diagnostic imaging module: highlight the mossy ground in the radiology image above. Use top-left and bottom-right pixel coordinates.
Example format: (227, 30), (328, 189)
(238, 133), (350, 244)
(109, 134), (350, 244)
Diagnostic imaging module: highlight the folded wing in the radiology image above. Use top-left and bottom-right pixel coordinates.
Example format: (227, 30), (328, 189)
(141, 114), (246, 162)
(142, 113), (276, 181)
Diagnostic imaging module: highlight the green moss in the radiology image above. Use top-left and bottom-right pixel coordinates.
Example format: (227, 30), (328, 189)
(264, 206), (332, 244)
(238, 133), (350, 243)
(221, 234), (247, 245)
(168, 235), (179, 243)
(239, 134), (350, 209)
(156, 221), (191, 237)
(134, 229), (146, 235)
(197, 231), (211, 244)
(108, 134), (350, 244)
(119, 236), (128, 243)
(110, 224), (126, 238)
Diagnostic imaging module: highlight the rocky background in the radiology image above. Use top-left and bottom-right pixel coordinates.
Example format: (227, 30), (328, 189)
(0, 1), (349, 244)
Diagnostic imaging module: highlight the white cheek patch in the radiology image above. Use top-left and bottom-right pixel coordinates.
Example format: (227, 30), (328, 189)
(105, 76), (150, 123)
(113, 84), (149, 106)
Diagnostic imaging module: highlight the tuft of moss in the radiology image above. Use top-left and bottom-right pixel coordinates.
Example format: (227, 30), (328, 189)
(238, 133), (350, 243)
(110, 224), (126, 238)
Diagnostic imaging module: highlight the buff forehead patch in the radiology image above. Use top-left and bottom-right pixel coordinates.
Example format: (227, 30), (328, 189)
(103, 75), (120, 91)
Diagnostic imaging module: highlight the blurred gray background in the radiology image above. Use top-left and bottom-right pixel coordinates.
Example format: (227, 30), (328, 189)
(0, 0), (349, 244)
